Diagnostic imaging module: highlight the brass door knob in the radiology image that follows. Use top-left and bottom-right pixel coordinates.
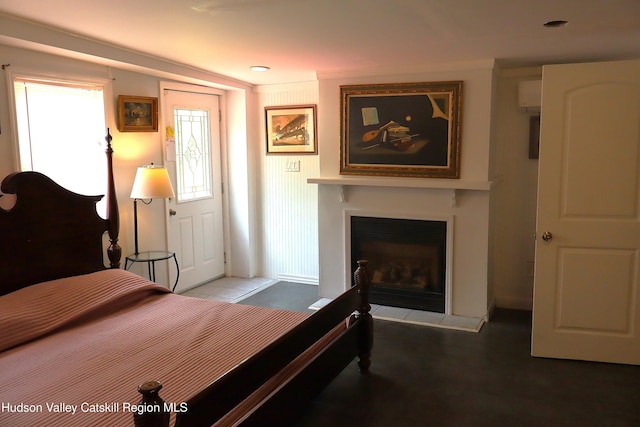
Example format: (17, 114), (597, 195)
(541, 231), (553, 242)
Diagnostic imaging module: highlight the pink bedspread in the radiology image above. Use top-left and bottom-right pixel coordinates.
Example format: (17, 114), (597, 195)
(0, 269), (309, 427)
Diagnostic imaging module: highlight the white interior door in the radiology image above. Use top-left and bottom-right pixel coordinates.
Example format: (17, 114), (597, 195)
(532, 59), (640, 365)
(163, 89), (225, 291)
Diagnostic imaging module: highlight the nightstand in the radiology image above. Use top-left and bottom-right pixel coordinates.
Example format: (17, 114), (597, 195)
(125, 250), (180, 291)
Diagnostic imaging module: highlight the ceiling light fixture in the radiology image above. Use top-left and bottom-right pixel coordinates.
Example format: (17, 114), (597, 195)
(544, 20), (568, 28)
(250, 65), (270, 72)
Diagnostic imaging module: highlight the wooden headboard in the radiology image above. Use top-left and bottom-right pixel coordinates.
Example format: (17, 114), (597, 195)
(0, 130), (120, 296)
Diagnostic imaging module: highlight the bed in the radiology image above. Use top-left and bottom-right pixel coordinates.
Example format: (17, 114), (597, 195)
(0, 130), (373, 427)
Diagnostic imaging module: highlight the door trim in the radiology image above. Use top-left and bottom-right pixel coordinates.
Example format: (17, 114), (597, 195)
(159, 81), (230, 285)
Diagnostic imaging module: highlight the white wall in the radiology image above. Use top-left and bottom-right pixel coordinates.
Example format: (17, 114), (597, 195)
(254, 82), (320, 284)
(491, 67), (542, 310)
(317, 63), (496, 180)
(224, 88), (255, 279)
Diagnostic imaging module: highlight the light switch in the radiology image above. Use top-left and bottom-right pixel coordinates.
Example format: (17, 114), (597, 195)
(285, 160), (300, 172)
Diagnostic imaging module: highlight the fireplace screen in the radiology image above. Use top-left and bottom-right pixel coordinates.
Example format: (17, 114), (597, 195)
(351, 216), (446, 312)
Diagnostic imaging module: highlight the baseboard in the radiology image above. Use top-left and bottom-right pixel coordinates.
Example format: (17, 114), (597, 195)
(495, 296), (533, 311)
(276, 274), (319, 286)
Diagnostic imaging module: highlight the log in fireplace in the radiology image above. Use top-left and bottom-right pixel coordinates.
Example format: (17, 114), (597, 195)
(350, 216), (446, 313)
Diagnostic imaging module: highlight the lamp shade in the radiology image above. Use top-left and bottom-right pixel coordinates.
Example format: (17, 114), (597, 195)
(130, 165), (175, 199)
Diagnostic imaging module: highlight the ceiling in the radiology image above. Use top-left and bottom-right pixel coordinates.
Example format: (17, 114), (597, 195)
(1, 0), (639, 85)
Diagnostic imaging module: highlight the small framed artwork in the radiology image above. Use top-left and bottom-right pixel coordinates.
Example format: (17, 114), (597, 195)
(117, 95), (158, 132)
(265, 104), (317, 155)
(340, 81), (463, 178)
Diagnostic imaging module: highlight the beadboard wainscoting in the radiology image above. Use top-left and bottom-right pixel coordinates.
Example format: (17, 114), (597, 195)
(256, 82), (320, 284)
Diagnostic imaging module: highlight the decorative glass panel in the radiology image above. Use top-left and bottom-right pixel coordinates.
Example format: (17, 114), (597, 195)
(174, 108), (212, 202)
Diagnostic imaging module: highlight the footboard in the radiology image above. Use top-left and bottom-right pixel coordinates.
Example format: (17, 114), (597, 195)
(135, 260), (372, 427)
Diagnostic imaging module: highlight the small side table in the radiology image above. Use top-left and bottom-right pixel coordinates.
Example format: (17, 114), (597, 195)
(125, 250), (180, 291)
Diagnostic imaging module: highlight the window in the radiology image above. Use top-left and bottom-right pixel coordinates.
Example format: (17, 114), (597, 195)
(174, 107), (212, 202)
(13, 78), (108, 211)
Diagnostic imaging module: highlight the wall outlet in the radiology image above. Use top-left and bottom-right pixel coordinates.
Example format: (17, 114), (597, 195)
(285, 160), (300, 172)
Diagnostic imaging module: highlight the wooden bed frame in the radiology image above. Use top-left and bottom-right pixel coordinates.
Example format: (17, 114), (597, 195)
(0, 130), (373, 427)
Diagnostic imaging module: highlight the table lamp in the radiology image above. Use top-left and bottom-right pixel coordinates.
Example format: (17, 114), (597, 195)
(130, 164), (175, 255)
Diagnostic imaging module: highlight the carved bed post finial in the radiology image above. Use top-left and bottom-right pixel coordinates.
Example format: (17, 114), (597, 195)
(105, 129), (122, 268)
(133, 381), (170, 427)
(354, 259), (373, 373)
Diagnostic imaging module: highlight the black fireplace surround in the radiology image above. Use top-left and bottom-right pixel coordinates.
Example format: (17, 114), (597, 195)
(351, 216), (446, 313)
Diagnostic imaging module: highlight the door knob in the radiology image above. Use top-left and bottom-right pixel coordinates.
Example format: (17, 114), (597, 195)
(541, 231), (553, 242)
(169, 209), (177, 216)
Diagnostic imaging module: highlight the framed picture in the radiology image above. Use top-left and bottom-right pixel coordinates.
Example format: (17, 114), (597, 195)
(117, 95), (158, 132)
(340, 81), (463, 178)
(265, 105), (317, 155)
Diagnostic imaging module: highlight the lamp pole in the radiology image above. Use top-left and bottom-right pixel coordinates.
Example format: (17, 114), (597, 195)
(133, 198), (140, 255)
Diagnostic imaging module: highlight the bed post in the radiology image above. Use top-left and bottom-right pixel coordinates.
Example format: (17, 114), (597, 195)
(354, 259), (373, 373)
(133, 381), (170, 427)
(105, 129), (122, 269)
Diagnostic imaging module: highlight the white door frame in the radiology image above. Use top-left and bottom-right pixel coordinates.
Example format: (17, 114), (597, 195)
(159, 81), (230, 285)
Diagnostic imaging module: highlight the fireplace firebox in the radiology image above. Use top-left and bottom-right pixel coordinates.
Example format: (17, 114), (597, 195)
(351, 216), (446, 313)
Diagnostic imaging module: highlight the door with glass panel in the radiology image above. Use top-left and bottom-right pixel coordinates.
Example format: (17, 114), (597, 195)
(163, 89), (224, 291)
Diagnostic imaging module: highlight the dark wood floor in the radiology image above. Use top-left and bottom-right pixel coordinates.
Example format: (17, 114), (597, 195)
(240, 282), (640, 427)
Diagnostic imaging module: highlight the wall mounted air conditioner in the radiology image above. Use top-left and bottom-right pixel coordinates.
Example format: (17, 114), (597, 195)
(518, 80), (542, 113)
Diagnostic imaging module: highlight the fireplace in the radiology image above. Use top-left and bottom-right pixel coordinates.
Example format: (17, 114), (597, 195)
(350, 216), (447, 313)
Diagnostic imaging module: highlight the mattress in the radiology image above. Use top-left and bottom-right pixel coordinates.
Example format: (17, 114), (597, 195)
(0, 269), (310, 426)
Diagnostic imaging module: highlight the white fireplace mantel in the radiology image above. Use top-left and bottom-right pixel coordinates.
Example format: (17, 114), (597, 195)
(308, 176), (494, 206)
